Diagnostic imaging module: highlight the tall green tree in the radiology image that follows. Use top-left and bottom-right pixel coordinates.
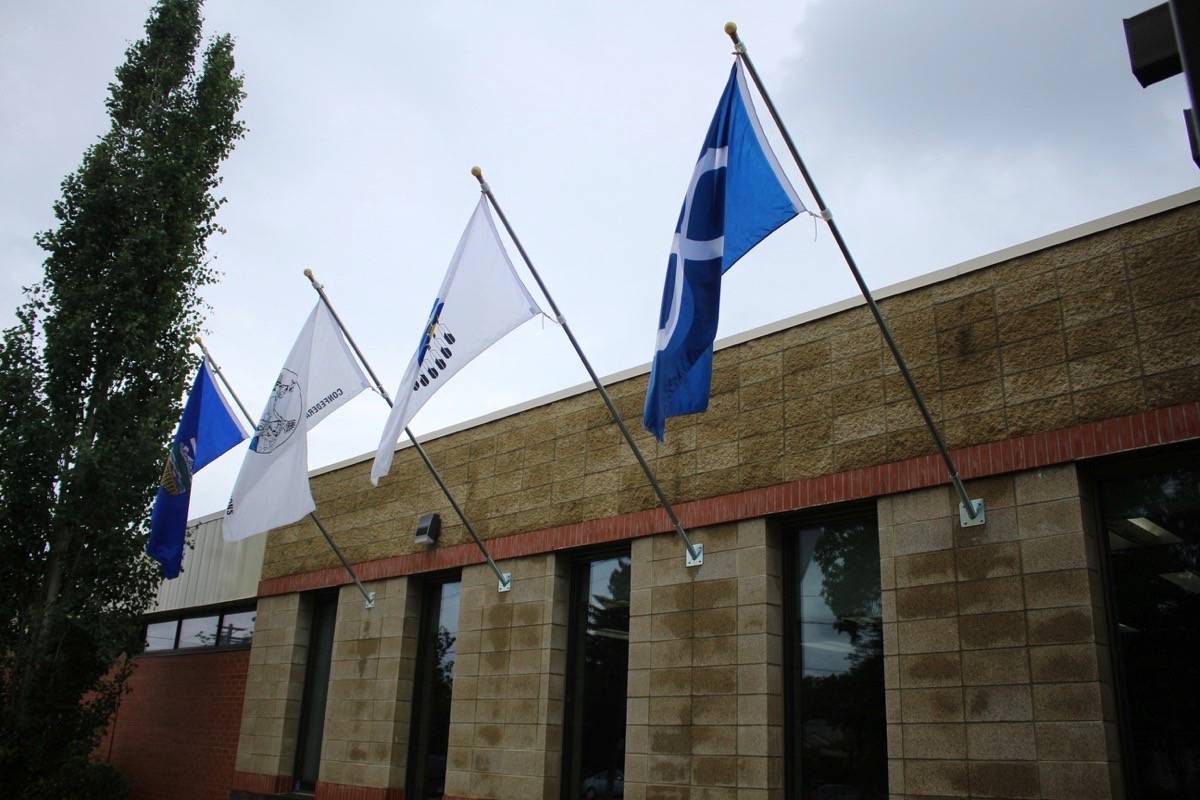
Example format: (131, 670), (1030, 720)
(0, 1), (244, 795)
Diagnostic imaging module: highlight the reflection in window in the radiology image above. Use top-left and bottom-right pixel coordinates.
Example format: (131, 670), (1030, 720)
(1101, 462), (1200, 799)
(219, 609), (256, 646)
(788, 513), (886, 800)
(408, 577), (461, 800)
(144, 620), (178, 651)
(178, 615), (219, 648)
(562, 553), (630, 800)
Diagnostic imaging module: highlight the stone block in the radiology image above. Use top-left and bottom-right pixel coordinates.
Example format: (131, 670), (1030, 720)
(898, 618), (959, 654)
(1035, 720), (1112, 762)
(958, 612), (1027, 650)
(1026, 607), (1098, 645)
(1030, 644), (1100, 684)
(1039, 760), (1114, 800)
(902, 723), (966, 759)
(968, 761), (1041, 799)
(955, 542), (1020, 581)
(895, 551), (957, 588)
(903, 759), (969, 797)
(966, 722), (1037, 760)
(899, 653), (962, 688)
(896, 584), (958, 620)
(957, 577), (1025, 615)
(964, 685), (1033, 722)
(1032, 682), (1103, 721)
(961, 648), (1030, 686)
(900, 688), (964, 723)
(1023, 571), (1093, 610)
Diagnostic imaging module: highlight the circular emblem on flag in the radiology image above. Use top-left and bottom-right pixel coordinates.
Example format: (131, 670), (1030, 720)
(159, 438), (196, 496)
(250, 368), (302, 454)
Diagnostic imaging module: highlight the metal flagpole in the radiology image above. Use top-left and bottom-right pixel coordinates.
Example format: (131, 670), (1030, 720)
(301, 270), (514, 592)
(194, 336), (378, 608)
(472, 167), (705, 566)
(722, 22), (985, 527)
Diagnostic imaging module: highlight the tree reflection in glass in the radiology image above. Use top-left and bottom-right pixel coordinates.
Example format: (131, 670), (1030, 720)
(563, 554), (630, 800)
(408, 578), (461, 800)
(1102, 464), (1200, 799)
(791, 516), (886, 800)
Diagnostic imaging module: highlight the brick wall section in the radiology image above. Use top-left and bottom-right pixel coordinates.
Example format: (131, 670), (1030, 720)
(624, 520), (785, 800)
(445, 554), (570, 800)
(234, 593), (313, 785)
(879, 465), (1120, 799)
(317, 577), (420, 793)
(261, 203), (1200, 581)
(100, 650), (249, 800)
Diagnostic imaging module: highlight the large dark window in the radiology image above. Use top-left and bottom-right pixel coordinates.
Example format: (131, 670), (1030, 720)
(407, 574), (461, 800)
(141, 602), (255, 653)
(785, 509), (886, 800)
(293, 590), (338, 793)
(1097, 452), (1200, 799)
(562, 551), (630, 800)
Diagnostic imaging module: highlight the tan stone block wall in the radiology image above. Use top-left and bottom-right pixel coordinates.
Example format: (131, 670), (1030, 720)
(317, 577), (420, 790)
(445, 553), (570, 800)
(235, 593), (313, 778)
(879, 465), (1121, 799)
(624, 520), (785, 800)
(262, 203), (1200, 581)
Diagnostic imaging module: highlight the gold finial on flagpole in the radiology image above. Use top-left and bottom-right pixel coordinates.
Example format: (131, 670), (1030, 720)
(724, 21), (737, 36)
(303, 268), (314, 280)
(470, 166), (483, 179)
(194, 334), (203, 346)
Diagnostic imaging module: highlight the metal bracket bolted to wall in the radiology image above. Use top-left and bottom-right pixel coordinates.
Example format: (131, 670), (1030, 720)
(959, 499), (986, 528)
(365, 591), (377, 610)
(499, 573), (513, 593)
(685, 542), (704, 568)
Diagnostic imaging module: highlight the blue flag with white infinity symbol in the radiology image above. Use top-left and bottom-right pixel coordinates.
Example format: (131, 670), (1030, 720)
(147, 360), (247, 578)
(643, 60), (804, 441)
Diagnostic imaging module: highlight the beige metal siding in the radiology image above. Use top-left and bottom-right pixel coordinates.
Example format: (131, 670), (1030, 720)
(152, 512), (264, 612)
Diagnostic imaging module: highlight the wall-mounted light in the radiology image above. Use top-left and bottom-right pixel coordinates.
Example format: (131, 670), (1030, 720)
(414, 512), (441, 546)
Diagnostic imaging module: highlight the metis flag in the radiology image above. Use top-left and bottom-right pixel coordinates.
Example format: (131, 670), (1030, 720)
(147, 361), (247, 578)
(643, 60), (804, 441)
(371, 198), (544, 484)
(224, 301), (370, 541)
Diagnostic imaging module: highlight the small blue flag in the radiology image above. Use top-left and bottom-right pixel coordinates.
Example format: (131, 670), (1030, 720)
(147, 361), (247, 578)
(644, 61), (804, 441)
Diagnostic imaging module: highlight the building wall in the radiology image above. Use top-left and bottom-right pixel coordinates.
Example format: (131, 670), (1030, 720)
(100, 650), (250, 800)
(261, 200), (1200, 582)
(880, 468), (1120, 799)
(153, 512), (265, 613)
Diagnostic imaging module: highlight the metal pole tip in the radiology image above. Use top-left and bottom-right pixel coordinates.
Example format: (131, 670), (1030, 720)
(470, 166), (483, 179)
(303, 268), (314, 279)
(193, 334), (203, 345)
(724, 21), (738, 36)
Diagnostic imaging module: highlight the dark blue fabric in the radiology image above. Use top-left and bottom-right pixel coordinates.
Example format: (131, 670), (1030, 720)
(644, 65), (799, 440)
(146, 362), (245, 578)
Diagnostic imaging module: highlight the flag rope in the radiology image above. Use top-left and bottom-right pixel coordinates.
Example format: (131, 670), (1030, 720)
(472, 168), (705, 567)
(194, 336), (378, 608)
(723, 22), (985, 526)
(302, 271), (514, 592)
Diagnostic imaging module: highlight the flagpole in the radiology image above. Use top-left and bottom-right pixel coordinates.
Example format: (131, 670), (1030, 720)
(722, 22), (984, 527)
(193, 336), (378, 608)
(472, 168), (705, 567)
(301, 271), (514, 592)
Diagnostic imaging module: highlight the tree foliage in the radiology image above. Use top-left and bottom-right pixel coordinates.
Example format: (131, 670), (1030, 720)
(0, 1), (244, 794)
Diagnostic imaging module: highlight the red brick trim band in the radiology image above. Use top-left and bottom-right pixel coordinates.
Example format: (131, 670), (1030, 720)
(260, 401), (1200, 598)
(316, 780), (405, 800)
(232, 771), (292, 794)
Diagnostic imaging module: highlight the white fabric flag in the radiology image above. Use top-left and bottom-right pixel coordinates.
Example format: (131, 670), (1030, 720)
(224, 301), (370, 541)
(371, 197), (544, 484)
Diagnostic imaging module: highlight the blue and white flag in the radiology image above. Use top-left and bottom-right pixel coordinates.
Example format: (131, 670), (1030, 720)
(147, 361), (247, 578)
(643, 61), (804, 440)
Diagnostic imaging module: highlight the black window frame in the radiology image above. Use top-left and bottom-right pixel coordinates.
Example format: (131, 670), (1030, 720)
(560, 544), (632, 800)
(781, 502), (887, 800)
(139, 599), (257, 656)
(1085, 441), (1200, 800)
(406, 569), (463, 800)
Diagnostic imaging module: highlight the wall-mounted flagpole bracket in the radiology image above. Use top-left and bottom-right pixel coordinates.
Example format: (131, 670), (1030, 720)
(471, 166), (704, 569)
(724, 22), (987, 530)
(194, 335), (378, 609)
(302, 270), (515, 592)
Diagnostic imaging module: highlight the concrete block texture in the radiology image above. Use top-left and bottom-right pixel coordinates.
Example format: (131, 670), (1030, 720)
(445, 553), (569, 800)
(259, 203), (1200, 581)
(625, 520), (786, 800)
(878, 464), (1124, 798)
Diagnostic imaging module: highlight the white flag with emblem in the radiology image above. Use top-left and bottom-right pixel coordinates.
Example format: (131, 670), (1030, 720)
(371, 197), (544, 485)
(224, 301), (370, 541)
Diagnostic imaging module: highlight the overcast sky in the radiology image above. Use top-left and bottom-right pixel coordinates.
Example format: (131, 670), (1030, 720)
(1, 0), (1195, 519)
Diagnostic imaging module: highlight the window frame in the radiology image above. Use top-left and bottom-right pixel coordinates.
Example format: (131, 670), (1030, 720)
(559, 544), (633, 800)
(780, 502), (886, 800)
(139, 599), (257, 656)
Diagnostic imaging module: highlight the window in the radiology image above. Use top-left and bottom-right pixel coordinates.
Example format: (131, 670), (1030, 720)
(293, 590), (338, 792)
(561, 551), (631, 800)
(144, 620), (178, 651)
(407, 575), (462, 800)
(1096, 452), (1200, 799)
(785, 509), (886, 800)
(140, 603), (256, 653)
